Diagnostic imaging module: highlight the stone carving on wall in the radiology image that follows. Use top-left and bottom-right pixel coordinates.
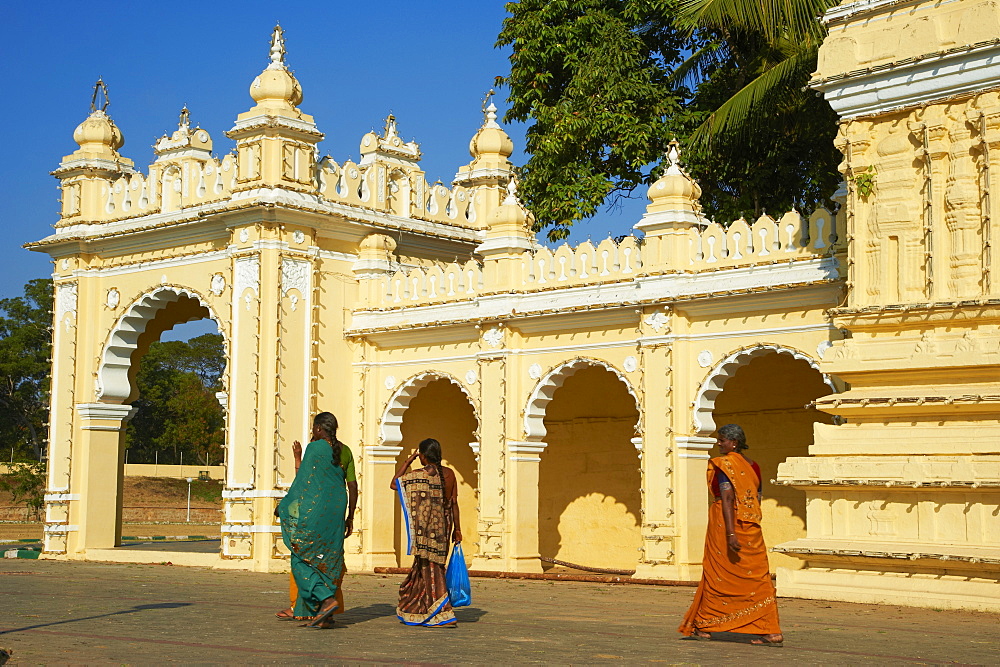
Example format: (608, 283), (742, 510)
(623, 355), (638, 373)
(385, 375), (396, 390)
(465, 369), (478, 385)
(105, 288), (119, 309)
(55, 282), (78, 329)
(293, 230), (305, 244)
(528, 363), (542, 379)
(483, 327), (504, 348)
(281, 258), (310, 311)
(234, 256), (260, 302)
(945, 110), (983, 298)
(210, 273), (226, 296)
(643, 311), (669, 333)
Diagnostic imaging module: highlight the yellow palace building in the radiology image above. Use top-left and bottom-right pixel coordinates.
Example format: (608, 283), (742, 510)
(28, 1), (1000, 613)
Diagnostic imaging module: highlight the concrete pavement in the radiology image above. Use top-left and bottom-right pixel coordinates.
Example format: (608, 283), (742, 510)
(1, 558), (997, 664)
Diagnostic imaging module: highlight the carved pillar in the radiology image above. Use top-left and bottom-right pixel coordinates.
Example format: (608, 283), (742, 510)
(673, 436), (715, 576)
(634, 311), (677, 578)
(43, 281), (79, 554)
(945, 118), (983, 298)
(69, 403), (137, 553)
(361, 445), (404, 568)
(471, 328), (508, 570)
(502, 441), (546, 572)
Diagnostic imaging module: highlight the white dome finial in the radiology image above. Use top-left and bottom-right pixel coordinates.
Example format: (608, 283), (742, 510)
(666, 138), (682, 175)
(268, 24), (286, 69)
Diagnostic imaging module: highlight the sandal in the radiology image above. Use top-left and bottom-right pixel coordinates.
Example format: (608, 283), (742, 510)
(691, 630), (712, 641)
(302, 599), (339, 629)
(275, 608), (296, 621)
(750, 634), (783, 647)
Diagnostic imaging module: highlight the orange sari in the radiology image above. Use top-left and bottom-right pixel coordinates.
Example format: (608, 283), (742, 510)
(679, 452), (781, 636)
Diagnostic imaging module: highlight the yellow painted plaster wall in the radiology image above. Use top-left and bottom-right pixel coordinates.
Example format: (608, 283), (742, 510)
(539, 367), (641, 572)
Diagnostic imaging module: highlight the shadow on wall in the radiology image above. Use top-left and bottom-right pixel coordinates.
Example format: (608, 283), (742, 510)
(396, 378), (479, 566)
(712, 352), (835, 570)
(540, 366), (641, 572)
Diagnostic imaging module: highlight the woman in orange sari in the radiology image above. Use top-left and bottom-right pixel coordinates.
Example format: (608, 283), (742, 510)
(679, 423), (783, 646)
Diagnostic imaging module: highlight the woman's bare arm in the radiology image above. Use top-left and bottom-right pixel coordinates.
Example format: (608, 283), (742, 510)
(447, 468), (462, 543)
(390, 450), (419, 490)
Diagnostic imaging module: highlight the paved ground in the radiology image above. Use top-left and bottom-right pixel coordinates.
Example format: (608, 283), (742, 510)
(1, 558), (997, 665)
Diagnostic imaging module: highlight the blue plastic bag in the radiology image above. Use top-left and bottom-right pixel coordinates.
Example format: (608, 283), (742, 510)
(445, 543), (472, 607)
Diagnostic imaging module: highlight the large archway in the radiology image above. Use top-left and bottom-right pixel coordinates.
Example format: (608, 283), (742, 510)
(99, 285), (228, 553)
(706, 347), (835, 570)
(387, 373), (480, 566)
(535, 361), (641, 572)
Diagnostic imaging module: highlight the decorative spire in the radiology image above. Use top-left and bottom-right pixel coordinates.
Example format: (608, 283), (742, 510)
(268, 24), (286, 69)
(503, 175), (519, 205)
(665, 138), (682, 175)
(384, 113), (398, 140)
(90, 78), (110, 113)
(178, 106), (190, 131)
(481, 89), (500, 129)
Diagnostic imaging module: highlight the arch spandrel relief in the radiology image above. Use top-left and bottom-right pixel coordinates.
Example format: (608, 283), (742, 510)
(693, 344), (837, 436)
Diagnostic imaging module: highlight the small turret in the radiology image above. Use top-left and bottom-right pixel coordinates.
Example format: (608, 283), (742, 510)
(53, 80), (135, 223)
(454, 91), (517, 228)
(634, 140), (705, 268)
(227, 26), (323, 193)
(153, 107), (213, 162)
(454, 93), (515, 187)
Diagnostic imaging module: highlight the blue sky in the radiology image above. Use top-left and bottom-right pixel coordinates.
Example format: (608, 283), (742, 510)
(2, 1), (648, 303)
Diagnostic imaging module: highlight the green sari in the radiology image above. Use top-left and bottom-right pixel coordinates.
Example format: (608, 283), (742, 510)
(278, 438), (347, 618)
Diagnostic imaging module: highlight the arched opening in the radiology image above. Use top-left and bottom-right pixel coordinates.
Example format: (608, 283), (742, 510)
(538, 364), (641, 572)
(710, 351), (835, 570)
(391, 376), (479, 566)
(100, 287), (227, 554)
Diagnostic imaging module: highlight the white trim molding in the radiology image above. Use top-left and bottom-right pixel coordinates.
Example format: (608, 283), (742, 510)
(692, 344), (837, 436)
(813, 42), (1000, 119)
(524, 357), (640, 442)
(676, 436), (716, 460)
(379, 371), (479, 447)
(76, 403), (138, 430)
(508, 441), (548, 462)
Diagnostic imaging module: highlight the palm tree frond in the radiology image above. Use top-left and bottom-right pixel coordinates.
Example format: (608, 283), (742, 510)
(687, 48), (818, 144)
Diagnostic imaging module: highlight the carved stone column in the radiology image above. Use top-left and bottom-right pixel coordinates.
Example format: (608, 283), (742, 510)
(69, 403), (137, 553)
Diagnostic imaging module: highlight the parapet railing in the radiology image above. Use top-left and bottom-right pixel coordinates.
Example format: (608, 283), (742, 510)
(358, 207), (845, 310)
(683, 209), (842, 271)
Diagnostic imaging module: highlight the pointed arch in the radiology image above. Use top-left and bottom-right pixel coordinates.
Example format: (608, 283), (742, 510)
(380, 371), (480, 446)
(97, 285), (226, 403)
(523, 357), (640, 442)
(692, 343), (837, 435)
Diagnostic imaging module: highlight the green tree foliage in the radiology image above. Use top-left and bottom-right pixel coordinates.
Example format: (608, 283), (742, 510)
(497, 0), (692, 241)
(497, 0), (841, 239)
(0, 279), (53, 461)
(126, 334), (225, 466)
(0, 462), (46, 520)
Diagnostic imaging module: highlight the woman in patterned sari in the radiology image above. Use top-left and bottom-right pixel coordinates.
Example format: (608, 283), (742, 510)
(277, 412), (356, 629)
(679, 423), (784, 646)
(390, 438), (462, 627)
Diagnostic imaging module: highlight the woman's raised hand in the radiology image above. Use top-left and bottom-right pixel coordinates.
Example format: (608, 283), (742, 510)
(292, 440), (303, 459)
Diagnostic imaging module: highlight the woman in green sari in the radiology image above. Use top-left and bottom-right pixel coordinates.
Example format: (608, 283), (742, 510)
(277, 412), (356, 629)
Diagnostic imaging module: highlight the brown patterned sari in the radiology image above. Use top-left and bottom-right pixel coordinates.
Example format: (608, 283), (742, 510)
(395, 466), (456, 626)
(679, 452), (781, 636)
